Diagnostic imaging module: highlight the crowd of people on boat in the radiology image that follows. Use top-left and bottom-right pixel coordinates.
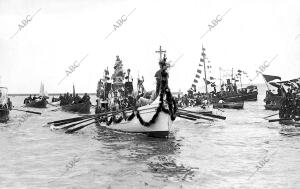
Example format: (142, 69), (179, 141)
(279, 86), (300, 119)
(58, 93), (91, 106)
(23, 95), (46, 104)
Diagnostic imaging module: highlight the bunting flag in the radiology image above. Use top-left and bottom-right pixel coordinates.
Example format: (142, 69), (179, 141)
(197, 69), (202, 74)
(201, 52), (206, 57)
(200, 58), (204, 62)
(193, 79), (198, 83)
(202, 46), (206, 51)
(199, 63), (203, 66)
(262, 74), (281, 82)
(191, 84), (196, 91)
(195, 74), (200, 78)
(210, 76), (215, 80)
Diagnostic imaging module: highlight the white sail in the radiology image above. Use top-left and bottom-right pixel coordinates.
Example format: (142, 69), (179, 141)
(39, 82), (48, 97)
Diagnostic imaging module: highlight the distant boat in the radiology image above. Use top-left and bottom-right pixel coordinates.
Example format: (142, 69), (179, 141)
(0, 87), (10, 122)
(213, 101), (244, 109)
(24, 82), (48, 108)
(61, 102), (91, 114)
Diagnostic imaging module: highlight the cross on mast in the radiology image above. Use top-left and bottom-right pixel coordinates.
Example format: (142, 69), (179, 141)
(155, 46), (166, 61)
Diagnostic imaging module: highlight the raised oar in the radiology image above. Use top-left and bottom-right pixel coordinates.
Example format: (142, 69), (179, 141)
(268, 118), (292, 122)
(263, 113), (279, 119)
(178, 112), (214, 121)
(0, 108), (42, 115)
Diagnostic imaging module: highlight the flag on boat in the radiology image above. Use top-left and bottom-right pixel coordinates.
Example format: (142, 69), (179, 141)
(195, 74), (200, 78)
(193, 79), (198, 83)
(262, 74), (281, 82)
(197, 69), (202, 74)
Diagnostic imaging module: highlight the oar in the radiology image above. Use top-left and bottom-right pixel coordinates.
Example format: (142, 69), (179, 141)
(0, 108), (42, 115)
(264, 113), (279, 119)
(58, 117), (97, 129)
(179, 109), (226, 120)
(48, 106), (134, 125)
(268, 118), (292, 122)
(177, 114), (197, 121)
(65, 119), (99, 134)
(178, 112), (214, 121)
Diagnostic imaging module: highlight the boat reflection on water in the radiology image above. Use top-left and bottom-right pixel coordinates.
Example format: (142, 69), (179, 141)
(94, 127), (197, 181)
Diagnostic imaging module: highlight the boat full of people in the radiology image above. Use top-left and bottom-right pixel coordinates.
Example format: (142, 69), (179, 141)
(0, 87), (12, 122)
(94, 48), (177, 137)
(59, 92), (91, 114)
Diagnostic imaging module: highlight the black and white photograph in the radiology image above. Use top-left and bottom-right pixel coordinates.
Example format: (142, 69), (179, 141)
(0, 0), (300, 188)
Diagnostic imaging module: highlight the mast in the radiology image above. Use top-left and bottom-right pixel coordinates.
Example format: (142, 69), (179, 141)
(219, 67), (222, 90)
(202, 45), (208, 96)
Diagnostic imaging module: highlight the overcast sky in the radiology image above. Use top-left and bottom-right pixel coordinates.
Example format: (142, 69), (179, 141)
(0, 0), (299, 94)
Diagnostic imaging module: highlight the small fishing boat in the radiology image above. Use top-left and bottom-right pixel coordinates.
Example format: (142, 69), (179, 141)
(25, 98), (47, 108)
(213, 101), (244, 109)
(95, 47), (177, 137)
(61, 101), (91, 114)
(0, 87), (10, 122)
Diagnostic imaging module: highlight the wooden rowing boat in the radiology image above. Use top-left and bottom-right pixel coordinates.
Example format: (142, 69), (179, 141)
(61, 102), (91, 114)
(96, 98), (173, 138)
(25, 98), (47, 108)
(213, 101), (244, 109)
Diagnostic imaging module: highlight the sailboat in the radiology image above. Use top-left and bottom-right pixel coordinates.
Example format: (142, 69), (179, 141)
(94, 47), (177, 137)
(24, 82), (48, 108)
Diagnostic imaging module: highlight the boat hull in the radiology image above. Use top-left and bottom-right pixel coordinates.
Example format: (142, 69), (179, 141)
(62, 102), (91, 114)
(25, 99), (47, 108)
(96, 104), (173, 138)
(0, 108), (9, 123)
(265, 104), (281, 110)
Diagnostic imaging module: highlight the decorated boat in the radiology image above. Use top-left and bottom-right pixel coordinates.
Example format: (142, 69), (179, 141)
(213, 101), (244, 109)
(61, 101), (91, 114)
(0, 87), (11, 122)
(95, 47), (177, 137)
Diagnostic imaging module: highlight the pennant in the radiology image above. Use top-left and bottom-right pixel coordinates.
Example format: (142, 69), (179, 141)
(195, 74), (200, 78)
(197, 69), (202, 74)
(262, 74), (281, 82)
(193, 79), (198, 83)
